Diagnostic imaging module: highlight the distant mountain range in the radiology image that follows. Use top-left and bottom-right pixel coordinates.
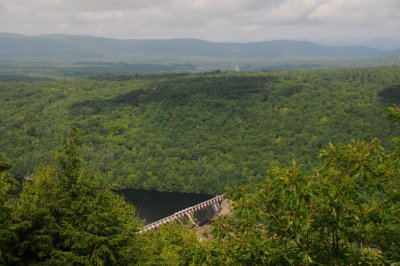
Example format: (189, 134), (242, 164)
(0, 33), (399, 61)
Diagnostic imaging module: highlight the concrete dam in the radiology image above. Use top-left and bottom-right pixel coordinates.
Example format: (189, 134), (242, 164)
(141, 195), (224, 232)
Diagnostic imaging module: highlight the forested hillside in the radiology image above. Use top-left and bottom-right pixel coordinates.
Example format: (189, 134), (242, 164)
(1, 66), (399, 193)
(1, 107), (399, 265)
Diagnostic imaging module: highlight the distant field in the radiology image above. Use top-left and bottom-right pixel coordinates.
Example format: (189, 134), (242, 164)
(0, 56), (399, 78)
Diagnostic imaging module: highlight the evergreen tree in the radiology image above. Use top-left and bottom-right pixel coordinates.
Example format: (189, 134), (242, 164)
(8, 130), (144, 265)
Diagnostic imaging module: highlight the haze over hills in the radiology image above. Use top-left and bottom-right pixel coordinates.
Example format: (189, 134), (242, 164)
(0, 33), (399, 62)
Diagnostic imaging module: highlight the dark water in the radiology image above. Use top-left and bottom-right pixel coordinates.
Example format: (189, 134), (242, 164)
(117, 189), (213, 225)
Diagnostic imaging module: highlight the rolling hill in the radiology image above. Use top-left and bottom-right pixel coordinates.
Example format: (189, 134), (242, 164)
(0, 33), (398, 61)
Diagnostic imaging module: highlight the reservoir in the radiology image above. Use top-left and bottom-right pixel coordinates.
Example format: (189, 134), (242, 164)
(118, 189), (213, 225)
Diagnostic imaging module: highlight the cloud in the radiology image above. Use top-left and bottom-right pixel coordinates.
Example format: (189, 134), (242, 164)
(309, 0), (400, 24)
(0, 0), (398, 42)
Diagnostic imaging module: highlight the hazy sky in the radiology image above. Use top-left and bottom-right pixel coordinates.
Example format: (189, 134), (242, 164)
(0, 0), (399, 42)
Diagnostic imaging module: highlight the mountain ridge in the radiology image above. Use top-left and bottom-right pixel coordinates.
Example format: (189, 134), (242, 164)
(0, 33), (398, 61)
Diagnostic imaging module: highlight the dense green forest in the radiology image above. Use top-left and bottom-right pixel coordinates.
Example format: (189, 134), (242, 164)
(0, 109), (399, 265)
(1, 66), (399, 264)
(1, 66), (399, 193)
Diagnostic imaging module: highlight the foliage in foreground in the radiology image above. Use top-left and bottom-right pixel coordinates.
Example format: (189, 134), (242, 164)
(1, 132), (144, 265)
(1, 122), (400, 264)
(2, 137), (399, 265)
(0, 152), (18, 264)
(141, 223), (208, 265)
(211, 139), (400, 265)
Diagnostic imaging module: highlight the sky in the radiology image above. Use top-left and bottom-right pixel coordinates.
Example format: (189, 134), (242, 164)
(0, 0), (399, 43)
